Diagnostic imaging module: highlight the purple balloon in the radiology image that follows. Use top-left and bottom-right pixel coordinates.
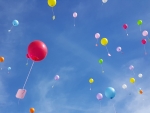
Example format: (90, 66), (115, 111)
(129, 65), (134, 70)
(96, 93), (103, 100)
(54, 75), (60, 80)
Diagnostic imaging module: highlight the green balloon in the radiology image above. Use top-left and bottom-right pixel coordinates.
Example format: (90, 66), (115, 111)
(99, 59), (103, 64)
(137, 20), (142, 25)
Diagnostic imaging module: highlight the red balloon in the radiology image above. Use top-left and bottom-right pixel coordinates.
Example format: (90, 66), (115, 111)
(27, 40), (48, 62)
(123, 24), (128, 29)
(26, 54), (30, 59)
(141, 39), (147, 44)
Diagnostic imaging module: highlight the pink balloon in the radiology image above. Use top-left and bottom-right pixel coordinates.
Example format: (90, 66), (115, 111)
(96, 93), (103, 100)
(116, 47), (122, 52)
(73, 12), (77, 18)
(129, 65), (134, 70)
(142, 30), (148, 36)
(141, 39), (147, 44)
(95, 33), (100, 39)
(54, 75), (60, 80)
(16, 89), (27, 99)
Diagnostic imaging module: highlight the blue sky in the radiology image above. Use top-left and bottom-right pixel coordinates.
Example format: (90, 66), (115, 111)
(0, 0), (150, 113)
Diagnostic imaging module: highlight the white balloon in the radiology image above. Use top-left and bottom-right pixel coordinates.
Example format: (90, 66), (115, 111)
(102, 0), (108, 3)
(138, 73), (143, 78)
(122, 84), (127, 89)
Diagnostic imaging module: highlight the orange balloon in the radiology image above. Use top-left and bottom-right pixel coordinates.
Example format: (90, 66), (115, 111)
(139, 90), (143, 94)
(0, 57), (4, 62)
(29, 108), (35, 113)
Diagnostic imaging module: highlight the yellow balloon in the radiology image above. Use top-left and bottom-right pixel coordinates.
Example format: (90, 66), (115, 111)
(130, 78), (135, 83)
(48, 0), (56, 7)
(89, 78), (94, 84)
(101, 38), (108, 46)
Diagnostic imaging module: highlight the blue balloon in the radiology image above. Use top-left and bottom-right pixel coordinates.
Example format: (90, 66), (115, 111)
(8, 67), (11, 70)
(105, 87), (116, 99)
(12, 20), (19, 26)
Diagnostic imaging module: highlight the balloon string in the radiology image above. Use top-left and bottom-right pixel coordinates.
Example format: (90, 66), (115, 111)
(113, 104), (117, 113)
(100, 64), (104, 73)
(99, 101), (102, 113)
(140, 26), (142, 31)
(52, 8), (55, 20)
(125, 30), (128, 36)
(90, 84), (91, 90)
(22, 61), (34, 89)
(74, 18), (75, 26)
(143, 45), (147, 55)
(132, 70), (135, 75)
(18, 99), (20, 105)
(26, 59), (29, 65)
(52, 8), (54, 16)
(8, 26), (13, 32)
(0, 63), (2, 70)
(105, 46), (111, 56)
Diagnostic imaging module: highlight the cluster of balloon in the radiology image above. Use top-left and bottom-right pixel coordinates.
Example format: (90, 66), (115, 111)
(52, 75), (60, 88)
(0, 56), (4, 70)
(129, 65), (135, 75)
(141, 39), (147, 55)
(89, 78), (94, 90)
(95, 33), (100, 46)
(30, 108), (35, 113)
(8, 67), (11, 73)
(73, 12), (77, 26)
(8, 20), (19, 32)
(98, 59), (104, 73)
(137, 20), (142, 31)
(123, 24), (128, 36)
(116, 46), (123, 54)
(101, 38), (111, 56)
(96, 93), (103, 112)
(105, 87), (117, 113)
(16, 40), (48, 101)
(48, 0), (56, 20)
(142, 30), (149, 41)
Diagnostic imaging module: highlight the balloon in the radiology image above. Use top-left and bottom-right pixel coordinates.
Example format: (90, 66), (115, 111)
(130, 78), (135, 84)
(48, 0), (56, 7)
(16, 89), (26, 99)
(123, 24), (128, 29)
(95, 33), (100, 39)
(89, 78), (94, 84)
(141, 39), (147, 44)
(12, 20), (19, 26)
(138, 73), (143, 78)
(27, 40), (48, 62)
(54, 75), (60, 80)
(30, 108), (35, 113)
(73, 12), (77, 18)
(139, 90), (143, 94)
(0, 57), (4, 62)
(137, 20), (142, 25)
(116, 47), (122, 52)
(142, 30), (148, 36)
(96, 93), (103, 100)
(102, 0), (108, 3)
(101, 38), (108, 46)
(8, 67), (11, 70)
(122, 84), (127, 89)
(99, 59), (103, 64)
(105, 87), (116, 99)
(129, 65), (134, 70)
